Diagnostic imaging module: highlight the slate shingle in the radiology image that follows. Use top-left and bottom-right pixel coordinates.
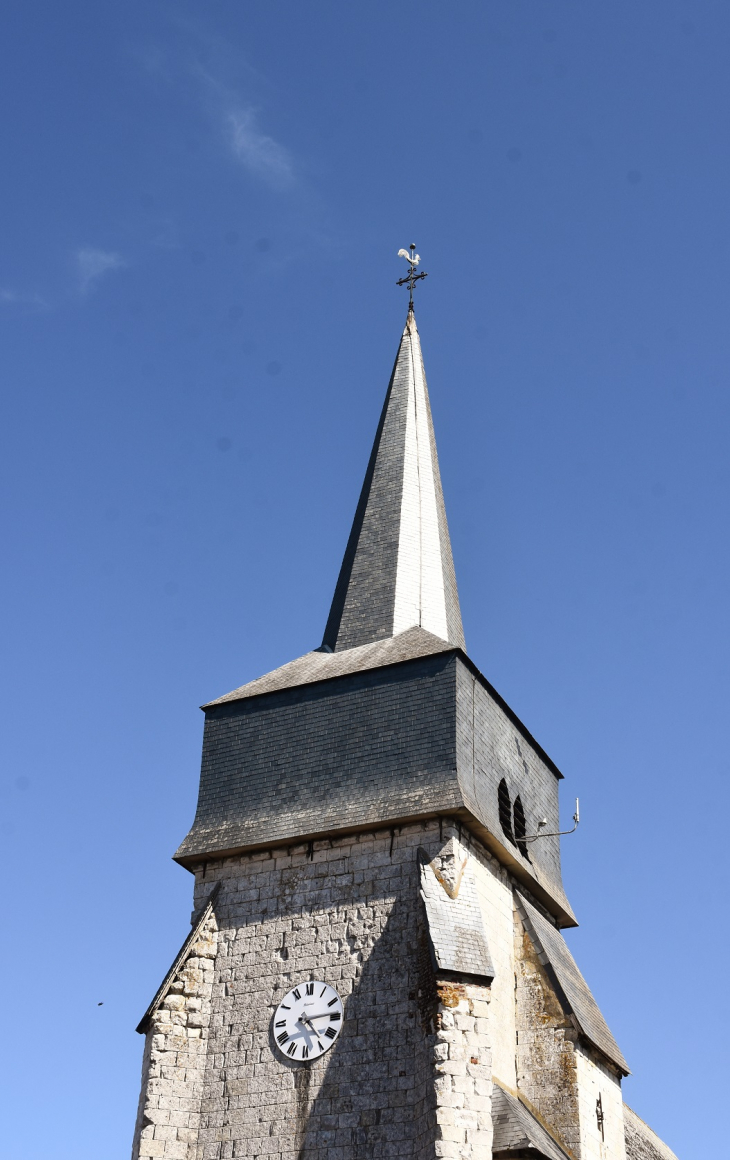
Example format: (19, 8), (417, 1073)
(418, 847), (494, 979)
(492, 1083), (573, 1160)
(623, 1105), (679, 1160)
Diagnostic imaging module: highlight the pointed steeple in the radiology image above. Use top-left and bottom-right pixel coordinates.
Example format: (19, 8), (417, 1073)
(323, 309), (465, 653)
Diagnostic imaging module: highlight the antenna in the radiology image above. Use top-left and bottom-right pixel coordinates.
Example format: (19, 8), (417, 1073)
(523, 798), (580, 844)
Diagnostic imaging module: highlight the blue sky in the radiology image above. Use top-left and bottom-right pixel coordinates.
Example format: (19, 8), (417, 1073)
(1, 3), (727, 1157)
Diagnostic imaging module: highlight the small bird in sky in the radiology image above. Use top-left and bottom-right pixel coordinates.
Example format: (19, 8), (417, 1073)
(398, 247), (420, 266)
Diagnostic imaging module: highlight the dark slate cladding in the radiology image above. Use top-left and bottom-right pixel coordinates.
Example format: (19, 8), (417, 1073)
(176, 648), (576, 927)
(176, 654), (462, 863)
(491, 1084), (572, 1160)
(321, 327), (408, 652)
(517, 892), (629, 1075)
(455, 662), (574, 923)
(321, 311), (465, 653)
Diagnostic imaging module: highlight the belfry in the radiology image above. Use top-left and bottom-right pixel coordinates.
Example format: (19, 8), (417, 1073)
(131, 260), (678, 1160)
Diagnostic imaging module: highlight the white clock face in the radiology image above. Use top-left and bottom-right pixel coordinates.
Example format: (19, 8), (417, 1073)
(272, 981), (344, 1061)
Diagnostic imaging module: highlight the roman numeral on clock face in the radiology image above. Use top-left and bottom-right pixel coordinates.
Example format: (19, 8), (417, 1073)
(292, 989), (301, 1001)
(305, 983), (314, 995)
(277, 1032), (289, 1045)
(324, 1026), (337, 1040)
(287, 1042), (296, 1056)
(302, 1046), (309, 1059)
(327, 997), (338, 1007)
(275, 1020), (286, 1028)
(330, 1012), (341, 1021)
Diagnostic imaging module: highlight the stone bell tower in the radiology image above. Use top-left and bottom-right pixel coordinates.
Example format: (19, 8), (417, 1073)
(131, 295), (679, 1160)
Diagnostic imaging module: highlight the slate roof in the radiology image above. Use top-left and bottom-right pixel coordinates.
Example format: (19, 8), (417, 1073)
(322, 308), (465, 653)
(623, 1105), (679, 1160)
(418, 846), (494, 979)
(516, 892), (629, 1074)
(204, 625), (454, 707)
(492, 1083), (573, 1160)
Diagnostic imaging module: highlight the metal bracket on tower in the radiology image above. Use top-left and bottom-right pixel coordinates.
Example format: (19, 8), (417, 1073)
(522, 798), (580, 844)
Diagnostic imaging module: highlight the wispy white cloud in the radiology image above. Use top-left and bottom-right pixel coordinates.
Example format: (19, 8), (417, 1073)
(0, 287), (47, 309)
(76, 247), (127, 293)
(227, 108), (294, 189)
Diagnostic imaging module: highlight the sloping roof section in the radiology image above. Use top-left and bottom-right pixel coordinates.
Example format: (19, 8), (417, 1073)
(136, 882), (220, 1034)
(492, 1083), (574, 1160)
(322, 309), (465, 653)
(204, 625), (454, 706)
(418, 846), (494, 979)
(624, 1105), (679, 1160)
(516, 892), (629, 1075)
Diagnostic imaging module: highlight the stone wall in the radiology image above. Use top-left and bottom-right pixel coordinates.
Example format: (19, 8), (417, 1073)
(133, 817), (633, 1160)
(512, 898), (629, 1160)
(132, 913), (218, 1160)
(575, 1047), (625, 1160)
(431, 980), (492, 1159)
(468, 835), (517, 1090)
(513, 903), (581, 1156)
(134, 821), (494, 1160)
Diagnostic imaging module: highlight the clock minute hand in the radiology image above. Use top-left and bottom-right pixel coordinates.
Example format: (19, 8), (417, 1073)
(299, 1013), (323, 1041)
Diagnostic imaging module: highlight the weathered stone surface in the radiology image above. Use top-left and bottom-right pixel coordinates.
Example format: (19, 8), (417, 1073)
(514, 900), (581, 1157)
(513, 896), (629, 1160)
(134, 811), (681, 1160)
(132, 914), (218, 1160)
(134, 822), (498, 1160)
(134, 815), (656, 1160)
(516, 892), (629, 1075)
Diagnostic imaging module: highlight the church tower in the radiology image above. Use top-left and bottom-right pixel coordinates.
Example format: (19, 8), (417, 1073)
(131, 285), (678, 1160)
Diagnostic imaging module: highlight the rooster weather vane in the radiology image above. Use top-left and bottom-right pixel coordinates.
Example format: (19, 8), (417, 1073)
(396, 244), (428, 308)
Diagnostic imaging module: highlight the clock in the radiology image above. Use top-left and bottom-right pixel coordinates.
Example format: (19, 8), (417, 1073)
(272, 981), (344, 1061)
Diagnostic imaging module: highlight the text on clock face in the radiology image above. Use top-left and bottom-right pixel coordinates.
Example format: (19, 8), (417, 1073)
(272, 981), (344, 1061)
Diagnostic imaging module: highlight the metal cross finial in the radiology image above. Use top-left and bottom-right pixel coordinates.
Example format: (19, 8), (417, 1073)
(396, 244), (428, 309)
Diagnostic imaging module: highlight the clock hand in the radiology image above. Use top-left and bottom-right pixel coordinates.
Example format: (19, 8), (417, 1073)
(298, 1013), (323, 1041)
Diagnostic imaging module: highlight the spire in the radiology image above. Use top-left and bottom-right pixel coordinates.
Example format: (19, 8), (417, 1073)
(322, 309), (465, 653)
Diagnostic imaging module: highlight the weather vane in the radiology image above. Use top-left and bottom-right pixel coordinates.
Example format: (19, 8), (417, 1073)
(396, 244), (428, 309)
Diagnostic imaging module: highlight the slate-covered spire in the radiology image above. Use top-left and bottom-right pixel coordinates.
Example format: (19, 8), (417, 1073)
(323, 309), (465, 653)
